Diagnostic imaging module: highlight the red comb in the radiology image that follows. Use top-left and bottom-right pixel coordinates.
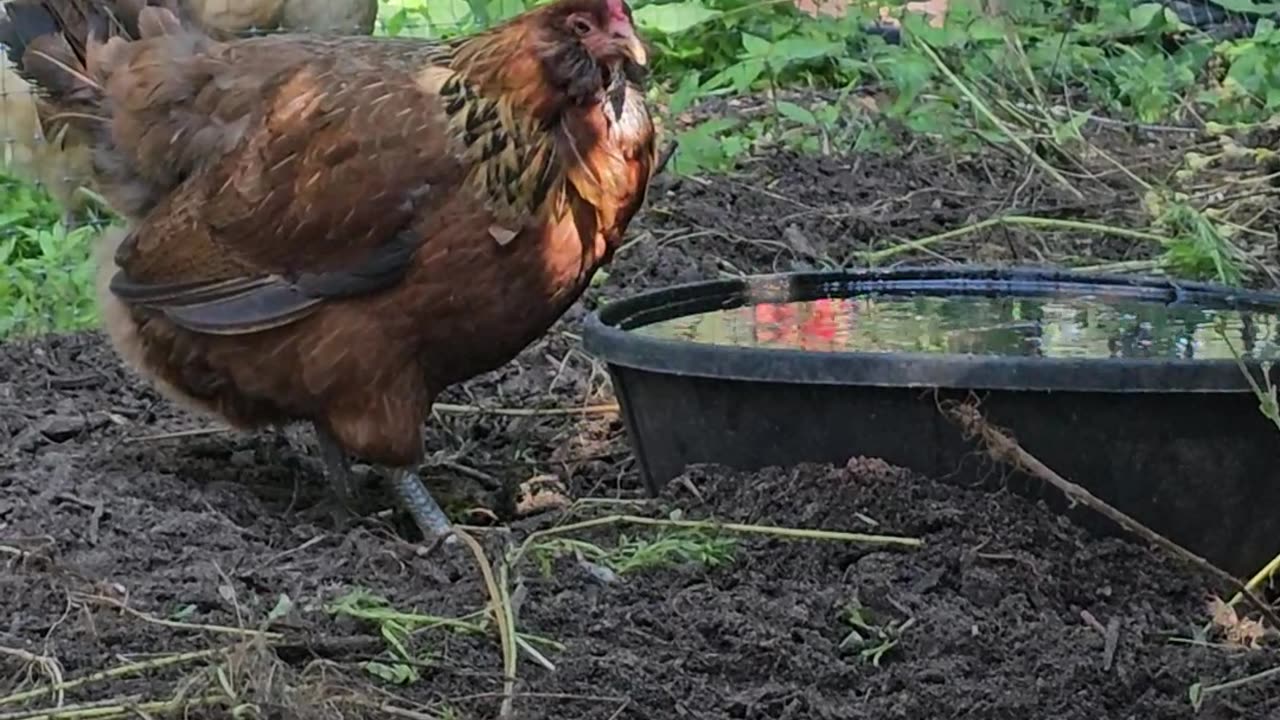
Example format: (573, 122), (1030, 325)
(604, 0), (630, 23)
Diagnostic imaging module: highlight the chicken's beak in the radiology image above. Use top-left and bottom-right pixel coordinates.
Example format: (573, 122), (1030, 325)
(610, 24), (648, 68)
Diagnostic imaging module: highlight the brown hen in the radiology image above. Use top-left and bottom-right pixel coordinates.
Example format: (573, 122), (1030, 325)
(0, 0), (658, 543)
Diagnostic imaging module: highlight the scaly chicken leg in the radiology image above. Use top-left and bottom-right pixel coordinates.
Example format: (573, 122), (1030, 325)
(388, 468), (454, 542)
(313, 423), (453, 542)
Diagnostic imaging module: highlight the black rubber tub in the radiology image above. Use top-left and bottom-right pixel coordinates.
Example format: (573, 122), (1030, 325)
(583, 266), (1280, 576)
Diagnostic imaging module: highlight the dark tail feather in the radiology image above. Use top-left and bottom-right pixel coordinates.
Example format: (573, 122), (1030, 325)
(0, 0), (211, 119)
(0, 0), (171, 74)
(0, 0), (160, 107)
(0, 2), (65, 68)
(0, 0), (105, 112)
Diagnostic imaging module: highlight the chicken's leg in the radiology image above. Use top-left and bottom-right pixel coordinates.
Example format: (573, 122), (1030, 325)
(389, 469), (455, 544)
(311, 423), (359, 524)
(313, 423), (453, 544)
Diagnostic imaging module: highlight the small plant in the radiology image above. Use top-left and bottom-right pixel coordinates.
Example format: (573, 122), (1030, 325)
(327, 586), (562, 686)
(838, 599), (914, 666)
(327, 589), (472, 684)
(1147, 192), (1247, 285)
(528, 527), (737, 577)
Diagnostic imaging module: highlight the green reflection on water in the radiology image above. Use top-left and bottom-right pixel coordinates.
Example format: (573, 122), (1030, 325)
(633, 294), (1280, 360)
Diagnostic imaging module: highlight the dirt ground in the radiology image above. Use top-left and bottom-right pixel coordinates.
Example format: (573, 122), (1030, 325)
(4, 131), (1280, 719)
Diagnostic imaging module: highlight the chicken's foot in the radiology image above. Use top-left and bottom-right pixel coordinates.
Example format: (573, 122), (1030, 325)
(312, 424), (453, 545)
(389, 469), (456, 545)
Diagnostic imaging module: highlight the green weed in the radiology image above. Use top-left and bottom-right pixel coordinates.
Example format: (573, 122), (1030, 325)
(838, 598), (914, 667)
(527, 526), (737, 577)
(0, 173), (101, 337)
(327, 589), (481, 684)
(327, 587), (562, 685)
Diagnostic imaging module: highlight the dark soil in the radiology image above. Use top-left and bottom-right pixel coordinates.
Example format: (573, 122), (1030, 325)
(4, 140), (1280, 719)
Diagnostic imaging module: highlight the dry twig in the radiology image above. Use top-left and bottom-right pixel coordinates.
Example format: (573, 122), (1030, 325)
(942, 399), (1280, 630)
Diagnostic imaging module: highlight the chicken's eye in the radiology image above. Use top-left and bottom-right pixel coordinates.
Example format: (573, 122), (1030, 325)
(569, 15), (593, 36)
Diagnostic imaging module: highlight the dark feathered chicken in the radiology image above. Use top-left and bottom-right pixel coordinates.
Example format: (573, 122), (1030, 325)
(0, 0), (658, 544)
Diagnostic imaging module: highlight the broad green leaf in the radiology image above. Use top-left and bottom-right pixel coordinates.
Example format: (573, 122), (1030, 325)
(672, 117), (740, 174)
(967, 17), (1006, 42)
(1128, 3), (1165, 30)
(423, 0), (475, 28)
(741, 33), (773, 57)
(775, 101), (817, 125)
(1214, 0), (1280, 12)
(705, 58), (765, 93)
(383, 8), (409, 36)
(632, 1), (721, 35)
(669, 72), (703, 115)
(484, 0), (525, 24)
(770, 37), (840, 63)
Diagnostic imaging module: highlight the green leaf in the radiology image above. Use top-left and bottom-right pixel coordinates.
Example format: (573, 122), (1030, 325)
(967, 17), (1006, 42)
(37, 230), (57, 259)
(775, 100), (817, 125)
(1128, 3), (1165, 30)
(705, 58), (765, 93)
(632, 0), (721, 35)
(770, 37), (840, 63)
(484, 0), (525, 24)
(1188, 682), (1203, 710)
(669, 72), (703, 115)
(383, 8), (409, 36)
(266, 593), (294, 623)
(363, 661), (418, 685)
(1214, 0), (1280, 13)
(741, 33), (773, 57)
(380, 622), (414, 661)
(672, 117), (740, 174)
(170, 604), (198, 621)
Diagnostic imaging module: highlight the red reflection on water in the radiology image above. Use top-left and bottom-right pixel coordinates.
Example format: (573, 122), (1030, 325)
(752, 298), (855, 350)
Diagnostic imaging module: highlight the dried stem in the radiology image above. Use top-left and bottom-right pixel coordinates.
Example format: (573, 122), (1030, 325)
(941, 399), (1280, 630)
(452, 530), (518, 720)
(0, 648), (224, 708)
